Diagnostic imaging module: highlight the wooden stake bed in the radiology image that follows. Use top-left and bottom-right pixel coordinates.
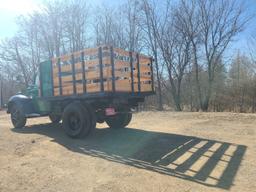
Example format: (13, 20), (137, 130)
(39, 45), (154, 99)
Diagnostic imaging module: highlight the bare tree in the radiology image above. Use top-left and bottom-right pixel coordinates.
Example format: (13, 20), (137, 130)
(124, 0), (141, 52)
(141, 0), (164, 110)
(174, 0), (202, 111)
(228, 53), (255, 112)
(197, 0), (247, 111)
(154, 1), (193, 111)
(93, 6), (117, 46)
(62, 0), (90, 52)
(248, 30), (256, 67)
(0, 37), (31, 86)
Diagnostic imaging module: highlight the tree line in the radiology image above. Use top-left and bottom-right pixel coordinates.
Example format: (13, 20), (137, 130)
(0, 0), (255, 112)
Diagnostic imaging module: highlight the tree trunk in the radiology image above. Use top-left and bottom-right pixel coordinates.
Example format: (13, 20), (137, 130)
(169, 76), (182, 111)
(0, 75), (3, 108)
(15, 44), (29, 87)
(154, 52), (163, 111)
(192, 43), (203, 110)
(201, 79), (213, 112)
(174, 95), (182, 111)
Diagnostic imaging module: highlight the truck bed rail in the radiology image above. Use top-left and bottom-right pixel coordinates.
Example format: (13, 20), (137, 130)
(39, 45), (154, 98)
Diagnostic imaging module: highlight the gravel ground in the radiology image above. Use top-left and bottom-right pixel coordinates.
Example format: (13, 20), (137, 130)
(0, 110), (255, 192)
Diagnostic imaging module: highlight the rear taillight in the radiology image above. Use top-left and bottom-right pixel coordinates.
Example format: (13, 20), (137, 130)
(105, 107), (116, 116)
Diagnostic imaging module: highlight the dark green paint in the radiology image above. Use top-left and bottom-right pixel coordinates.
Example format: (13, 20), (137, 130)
(40, 60), (53, 97)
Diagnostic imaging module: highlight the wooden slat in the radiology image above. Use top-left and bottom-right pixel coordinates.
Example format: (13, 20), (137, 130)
(134, 77), (151, 82)
(61, 84), (99, 95)
(53, 68), (113, 83)
(84, 60), (99, 67)
(76, 81), (113, 93)
(55, 81), (114, 96)
(139, 55), (151, 60)
(83, 48), (98, 55)
(115, 79), (131, 92)
(134, 82), (138, 92)
(53, 62), (82, 73)
(72, 50), (82, 58)
(54, 67), (132, 80)
(55, 65), (72, 73)
(113, 48), (130, 56)
(133, 72), (151, 78)
(54, 88), (59, 96)
(139, 56), (151, 63)
(54, 80), (150, 94)
(114, 71), (131, 78)
(114, 61), (130, 68)
(53, 76), (59, 87)
(103, 81), (112, 92)
(57, 75), (73, 83)
(73, 84), (81, 94)
(75, 73), (84, 81)
(140, 84), (152, 92)
(60, 54), (71, 62)
(102, 57), (111, 64)
(53, 66), (58, 74)
(87, 83), (100, 93)
(62, 88), (73, 95)
(86, 70), (101, 80)
(139, 65), (151, 72)
(61, 82), (73, 87)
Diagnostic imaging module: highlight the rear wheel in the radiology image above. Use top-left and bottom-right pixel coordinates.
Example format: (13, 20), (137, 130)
(83, 103), (96, 132)
(49, 113), (61, 124)
(124, 113), (132, 126)
(62, 102), (91, 138)
(106, 112), (132, 129)
(10, 104), (27, 128)
(96, 118), (105, 124)
(96, 110), (105, 124)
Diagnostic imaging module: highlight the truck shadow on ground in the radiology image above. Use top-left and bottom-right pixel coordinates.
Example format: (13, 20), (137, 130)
(12, 123), (246, 190)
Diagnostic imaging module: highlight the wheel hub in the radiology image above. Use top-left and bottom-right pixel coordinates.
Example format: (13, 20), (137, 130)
(69, 113), (80, 130)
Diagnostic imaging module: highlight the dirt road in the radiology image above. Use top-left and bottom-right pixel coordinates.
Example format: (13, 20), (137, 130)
(0, 111), (255, 192)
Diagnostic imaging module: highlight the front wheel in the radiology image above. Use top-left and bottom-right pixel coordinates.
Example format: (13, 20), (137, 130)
(106, 113), (132, 129)
(10, 104), (27, 128)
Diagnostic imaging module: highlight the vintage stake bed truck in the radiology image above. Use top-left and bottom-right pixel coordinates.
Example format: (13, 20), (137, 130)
(7, 45), (154, 138)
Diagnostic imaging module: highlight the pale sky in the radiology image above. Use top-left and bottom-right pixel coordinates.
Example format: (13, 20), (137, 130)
(0, 0), (255, 57)
(0, 0), (42, 38)
(0, 0), (121, 38)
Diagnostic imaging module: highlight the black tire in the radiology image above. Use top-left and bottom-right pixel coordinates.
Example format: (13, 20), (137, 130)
(62, 102), (91, 138)
(106, 113), (132, 129)
(96, 118), (105, 124)
(10, 104), (27, 128)
(124, 113), (132, 126)
(96, 110), (105, 124)
(49, 113), (62, 124)
(83, 103), (96, 132)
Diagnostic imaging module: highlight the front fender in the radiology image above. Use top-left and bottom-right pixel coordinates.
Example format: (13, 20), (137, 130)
(7, 94), (35, 114)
